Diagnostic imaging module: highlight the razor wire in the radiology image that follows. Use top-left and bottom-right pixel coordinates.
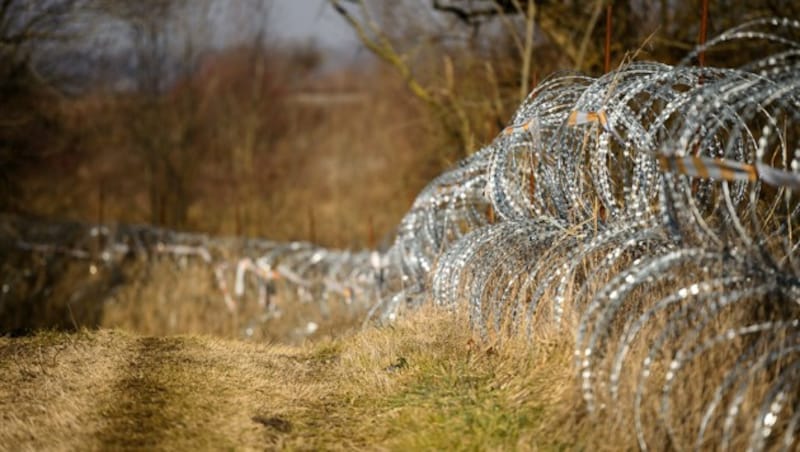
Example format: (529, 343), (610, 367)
(4, 17), (800, 450)
(388, 17), (800, 450)
(1, 214), (386, 337)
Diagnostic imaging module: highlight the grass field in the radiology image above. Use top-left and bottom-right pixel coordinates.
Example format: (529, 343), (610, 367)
(0, 306), (620, 451)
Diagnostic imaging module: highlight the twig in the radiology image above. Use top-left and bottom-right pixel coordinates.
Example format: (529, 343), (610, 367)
(575, 0), (605, 72)
(698, 0), (709, 66)
(604, 3), (612, 73)
(519, 0), (536, 101)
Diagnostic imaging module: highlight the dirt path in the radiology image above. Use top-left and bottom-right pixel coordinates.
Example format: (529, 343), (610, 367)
(0, 331), (318, 451)
(0, 312), (571, 451)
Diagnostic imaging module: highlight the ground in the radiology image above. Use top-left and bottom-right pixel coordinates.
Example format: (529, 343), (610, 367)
(0, 308), (603, 451)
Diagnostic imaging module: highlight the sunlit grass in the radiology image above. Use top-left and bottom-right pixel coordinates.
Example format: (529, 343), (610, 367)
(0, 307), (602, 450)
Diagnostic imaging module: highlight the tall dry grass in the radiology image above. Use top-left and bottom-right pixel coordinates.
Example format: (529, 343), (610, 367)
(454, 222), (800, 450)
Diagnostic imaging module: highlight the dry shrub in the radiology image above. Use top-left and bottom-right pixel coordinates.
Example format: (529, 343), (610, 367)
(15, 45), (457, 250)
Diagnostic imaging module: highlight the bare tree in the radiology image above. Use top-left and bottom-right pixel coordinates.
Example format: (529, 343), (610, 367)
(0, 0), (86, 82)
(430, 0), (614, 72)
(0, 0), (87, 211)
(86, 0), (276, 229)
(86, 0), (208, 227)
(330, 0), (501, 154)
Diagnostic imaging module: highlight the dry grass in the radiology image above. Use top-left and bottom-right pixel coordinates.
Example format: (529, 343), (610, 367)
(4, 209), (794, 449)
(0, 306), (601, 451)
(1, 249), (790, 450)
(0, 253), (366, 344)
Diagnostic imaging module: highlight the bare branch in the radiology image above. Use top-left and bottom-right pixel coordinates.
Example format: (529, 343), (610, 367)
(432, 0), (534, 23)
(519, 0), (535, 101)
(575, 0), (605, 71)
(330, 0), (437, 107)
(432, 0), (498, 25)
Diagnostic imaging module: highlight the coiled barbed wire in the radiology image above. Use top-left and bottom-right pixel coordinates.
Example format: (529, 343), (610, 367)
(1, 214), (385, 338)
(5, 17), (800, 450)
(389, 17), (800, 450)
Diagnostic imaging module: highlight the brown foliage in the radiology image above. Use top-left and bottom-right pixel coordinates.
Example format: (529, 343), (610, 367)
(10, 43), (451, 248)
(5, 0), (800, 247)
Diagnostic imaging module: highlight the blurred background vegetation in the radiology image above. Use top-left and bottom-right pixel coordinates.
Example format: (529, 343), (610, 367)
(2, 0), (798, 249)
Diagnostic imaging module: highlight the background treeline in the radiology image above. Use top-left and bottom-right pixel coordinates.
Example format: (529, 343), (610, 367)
(2, 0), (796, 248)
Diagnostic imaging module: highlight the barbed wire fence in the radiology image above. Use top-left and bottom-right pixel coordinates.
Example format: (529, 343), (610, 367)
(4, 17), (800, 450)
(1, 214), (386, 337)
